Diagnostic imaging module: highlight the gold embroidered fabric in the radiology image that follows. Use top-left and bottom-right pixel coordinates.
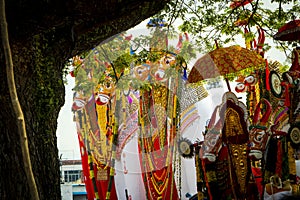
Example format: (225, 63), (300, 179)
(179, 82), (208, 112)
(225, 108), (244, 137)
(230, 143), (248, 194)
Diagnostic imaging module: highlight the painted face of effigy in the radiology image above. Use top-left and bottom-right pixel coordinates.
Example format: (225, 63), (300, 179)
(95, 81), (114, 105)
(248, 126), (269, 160)
(133, 64), (151, 81)
(201, 107), (223, 163)
(235, 74), (257, 93)
(72, 91), (86, 111)
(201, 126), (223, 162)
(150, 54), (177, 82)
(248, 99), (272, 160)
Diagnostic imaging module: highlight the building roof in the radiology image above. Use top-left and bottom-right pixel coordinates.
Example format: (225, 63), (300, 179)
(61, 159), (82, 165)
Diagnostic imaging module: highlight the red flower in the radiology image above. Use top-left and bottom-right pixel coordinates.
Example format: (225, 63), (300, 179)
(230, 0), (253, 9)
(70, 70), (75, 77)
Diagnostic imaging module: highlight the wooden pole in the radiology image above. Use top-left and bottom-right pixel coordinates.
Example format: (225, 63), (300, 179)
(214, 39), (219, 49)
(195, 146), (204, 200)
(225, 78), (231, 92)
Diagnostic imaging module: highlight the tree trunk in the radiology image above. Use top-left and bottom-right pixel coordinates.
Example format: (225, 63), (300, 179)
(0, 1), (170, 199)
(0, 34), (66, 199)
(0, 0), (39, 199)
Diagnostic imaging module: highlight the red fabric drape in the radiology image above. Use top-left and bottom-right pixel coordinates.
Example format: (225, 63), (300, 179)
(78, 134), (95, 200)
(251, 167), (263, 197)
(93, 165), (118, 200)
(138, 143), (179, 200)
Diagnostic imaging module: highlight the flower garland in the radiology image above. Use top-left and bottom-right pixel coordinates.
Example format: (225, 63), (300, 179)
(137, 55), (181, 199)
(138, 86), (174, 199)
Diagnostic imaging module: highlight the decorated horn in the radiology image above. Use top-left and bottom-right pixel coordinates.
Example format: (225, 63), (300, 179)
(252, 101), (262, 124)
(257, 27), (265, 57)
(207, 106), (219, 129)
(290, 48), (300, 72)
(184, 32), (189, 41)
(252, 98), (272, 125)
(258, 27), (265, 46)
(260, 98), (272, 123)
(214, 117), (223, 130)
(260, 98), (272, 124)
(244, 27), (251, 49)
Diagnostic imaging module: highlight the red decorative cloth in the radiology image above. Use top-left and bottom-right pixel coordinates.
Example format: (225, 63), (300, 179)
(93, 165), (118, 200)
(78, 134), (95, 200)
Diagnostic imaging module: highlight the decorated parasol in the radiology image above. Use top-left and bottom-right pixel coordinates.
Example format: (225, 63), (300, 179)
(274, 19), (300, 41)
(187, 45), (265, 86)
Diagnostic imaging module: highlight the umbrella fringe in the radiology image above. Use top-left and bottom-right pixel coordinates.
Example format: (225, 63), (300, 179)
(188, 64), (264, 83)
(223, 64), (264, 81)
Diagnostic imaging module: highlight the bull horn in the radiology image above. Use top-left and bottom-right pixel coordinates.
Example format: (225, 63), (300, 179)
(260, 98), (272, 124)
(215, 118), (223, 131)
(290, 48), (300, 72)
(253, 101), (262, 124)
(207, 106), (219, 129)
(258, 27), (265, 46)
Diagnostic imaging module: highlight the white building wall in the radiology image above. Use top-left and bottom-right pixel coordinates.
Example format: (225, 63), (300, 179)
(61, 184), (73, 200)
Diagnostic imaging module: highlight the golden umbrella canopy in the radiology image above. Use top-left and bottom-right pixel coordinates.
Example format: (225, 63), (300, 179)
(187, 45), (265, 83)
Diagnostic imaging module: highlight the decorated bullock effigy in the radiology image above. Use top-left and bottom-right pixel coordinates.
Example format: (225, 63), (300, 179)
(70, 16), (300, 200)
(178, 23), (300, 200)
(70, 18), (208, 200)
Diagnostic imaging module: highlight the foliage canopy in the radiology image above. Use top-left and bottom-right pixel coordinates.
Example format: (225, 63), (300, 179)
(156, 0), (299, 61)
